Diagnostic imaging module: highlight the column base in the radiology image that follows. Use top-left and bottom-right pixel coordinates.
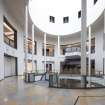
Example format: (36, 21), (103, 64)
(81, 75), (87, 88)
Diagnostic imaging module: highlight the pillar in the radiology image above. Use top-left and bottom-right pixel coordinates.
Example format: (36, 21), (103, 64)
(32, 24), (35, 72)
(81, 0), (87, 88)
(88, 26), (91, 86)
(0, 0), (4, 80)
(103, 9), (105, 76)
(58, 35), (60, 57)
(104, 9), (105, 34)
(44, 33), (47, 72)
(24, 2), (28, 73)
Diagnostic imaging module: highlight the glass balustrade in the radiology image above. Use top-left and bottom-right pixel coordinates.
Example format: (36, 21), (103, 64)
(49, 73), (105, 89)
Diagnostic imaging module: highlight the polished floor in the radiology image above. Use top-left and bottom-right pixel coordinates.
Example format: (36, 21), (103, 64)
(0, 76), (105, 105)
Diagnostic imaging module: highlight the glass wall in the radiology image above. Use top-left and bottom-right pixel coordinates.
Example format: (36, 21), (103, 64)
(24, 38), (37, 54)
(27, 38), (37, 54)
(3, 17), (17, 48)
(49, 73), (105, 89)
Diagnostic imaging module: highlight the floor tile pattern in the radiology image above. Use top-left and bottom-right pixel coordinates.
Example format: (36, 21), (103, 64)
(0, 76), (105, 105)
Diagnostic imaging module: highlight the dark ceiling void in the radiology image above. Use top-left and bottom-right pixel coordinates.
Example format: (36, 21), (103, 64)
(49, 16), (55, 23)
(78, 10), (81, 18)
(94, 0), (98, 5)
(63, 17), (69, 23)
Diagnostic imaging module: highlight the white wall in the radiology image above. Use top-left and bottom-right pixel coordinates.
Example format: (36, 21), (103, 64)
(0, 0), (25, 78)
(0, 0), (4, 80)
(94, 27), (104, 73)
(4, 56), (16, 77)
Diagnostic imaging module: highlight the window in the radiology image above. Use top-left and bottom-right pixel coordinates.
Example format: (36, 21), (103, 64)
(49, 16), (55, 23)
(94, 0), (98, 4)
(27, 60), (37, 72)
(42, 44), (54, 56)
(3, 17), (17, 49)
(91, 38), (95, 53)
(78, 10), (81, 18)
(27, 38), (37, 54)
(63, 17), (69, 23)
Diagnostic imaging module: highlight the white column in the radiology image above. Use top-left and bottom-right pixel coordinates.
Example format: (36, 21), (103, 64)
(103, 10), (105, 75)
(55, 35), (60, 73)
(24, 3), (28, 73)
(81, 0), (87, 87)
(58, 35), (60, 57)
(32, 24), (35, 72)
(44, 33), (47, 72)
(104, 9), (105, 35)
(0, 0), (4, 80)
(88, 26), (91, 86)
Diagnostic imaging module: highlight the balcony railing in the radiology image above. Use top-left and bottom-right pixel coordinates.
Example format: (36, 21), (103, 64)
(61, 46), (95, 55)
(49, 73), (105, 89)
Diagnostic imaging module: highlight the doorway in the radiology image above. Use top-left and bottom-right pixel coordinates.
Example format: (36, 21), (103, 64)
(4, 54), (17, 77)
(46, 63), (52, 73)
(42, 61), (54, 73)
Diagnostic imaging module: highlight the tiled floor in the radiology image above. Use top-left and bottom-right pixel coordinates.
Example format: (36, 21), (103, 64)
(0, 76), (105, 105)
(75, 96), (105, 105)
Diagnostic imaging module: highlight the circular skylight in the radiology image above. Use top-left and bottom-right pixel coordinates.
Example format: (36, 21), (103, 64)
(29, 0), (81, 35)
(29, 0), (105, 35)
